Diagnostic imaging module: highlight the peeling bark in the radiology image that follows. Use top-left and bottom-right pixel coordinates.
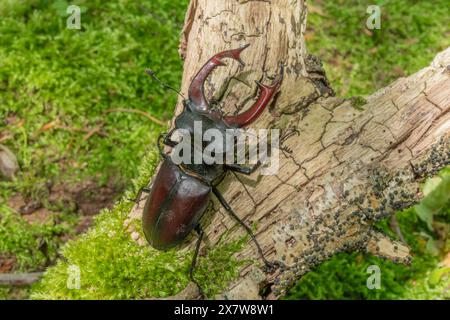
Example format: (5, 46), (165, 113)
(129, 0), (450, 299)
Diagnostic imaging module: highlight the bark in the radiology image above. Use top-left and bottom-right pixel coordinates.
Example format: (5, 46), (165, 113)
(0, 272), (44, 286)
(129, 0), (450, 299)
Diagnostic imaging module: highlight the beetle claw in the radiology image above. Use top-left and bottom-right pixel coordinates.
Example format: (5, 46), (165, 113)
(188, 44), (250, 112)
(224, 65), (283, 128)
(188, 46), (283, 126)
(225, 44), (249, 66)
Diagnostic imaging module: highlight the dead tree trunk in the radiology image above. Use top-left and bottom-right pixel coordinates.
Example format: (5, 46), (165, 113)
(129, 0), (449, 299)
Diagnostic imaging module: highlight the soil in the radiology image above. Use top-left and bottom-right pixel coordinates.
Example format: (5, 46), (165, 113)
(8, 178), (122, 217)
(7, 178), (122, 243)
(60, 216), (94, 242)
(3, 178), (124, 275)
(72, 180), (119, 215)
(0, 255), (17, 273)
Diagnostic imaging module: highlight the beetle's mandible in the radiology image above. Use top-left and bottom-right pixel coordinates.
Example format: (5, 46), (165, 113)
(141, 44), (283, 296)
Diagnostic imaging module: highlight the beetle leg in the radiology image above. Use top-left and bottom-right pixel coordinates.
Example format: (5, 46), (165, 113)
(189, 225), (205, 299)
(212, 187), (274, 269)
(157, 133), (173, 161)
(225, 162), (261, 175)
(159, 130), (181, 150)
(189, 44), (250, 112)
(162, 130), (178, 148)
(129, 185), (152, 204)
(224, 64), (284, 128)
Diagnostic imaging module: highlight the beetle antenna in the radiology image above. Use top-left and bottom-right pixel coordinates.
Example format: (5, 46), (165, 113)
(145, 69), (185, 98)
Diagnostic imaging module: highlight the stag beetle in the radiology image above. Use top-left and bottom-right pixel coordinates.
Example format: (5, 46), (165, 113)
(142, 44), (283, 294)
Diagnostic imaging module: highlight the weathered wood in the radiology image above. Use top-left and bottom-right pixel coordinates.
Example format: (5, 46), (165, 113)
(0, 272), (44, 286)
(128, 0), (450, 299)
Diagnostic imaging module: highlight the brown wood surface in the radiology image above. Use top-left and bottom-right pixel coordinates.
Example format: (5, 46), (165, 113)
(127, 0), (450, 299)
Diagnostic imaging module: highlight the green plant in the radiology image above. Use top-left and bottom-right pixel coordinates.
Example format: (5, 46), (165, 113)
(0, 204), (71, 271)
(1, 0), (449, 300)
(31, 151), (248, 299)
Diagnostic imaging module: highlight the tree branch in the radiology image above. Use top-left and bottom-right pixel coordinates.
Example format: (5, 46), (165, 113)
(0, 272), (44, 286)
(127, 0), (450, 299)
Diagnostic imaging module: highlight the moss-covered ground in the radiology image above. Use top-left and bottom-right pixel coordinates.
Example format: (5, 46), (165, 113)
(0, 0), (449, 299)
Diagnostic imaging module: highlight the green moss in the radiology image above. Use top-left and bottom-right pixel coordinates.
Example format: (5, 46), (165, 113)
(306, 0), (450, 97)
(0, 204), (71, 271)
(194, 235), (249, 297)
(31, 213), (191, 299)
(0, 0), (189, 229)
(3, 0), (449, 300)
(0, 287), (31, 300)
(0, 0), (188, 296)
(31, 151), (248, 299)
(350, 96), (367, 110)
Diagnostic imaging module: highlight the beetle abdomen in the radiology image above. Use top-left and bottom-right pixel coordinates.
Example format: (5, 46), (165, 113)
(142, 159), (211, 250)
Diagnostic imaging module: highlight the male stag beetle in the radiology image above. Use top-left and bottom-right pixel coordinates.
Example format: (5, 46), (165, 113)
(142, 44), (283, 295)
